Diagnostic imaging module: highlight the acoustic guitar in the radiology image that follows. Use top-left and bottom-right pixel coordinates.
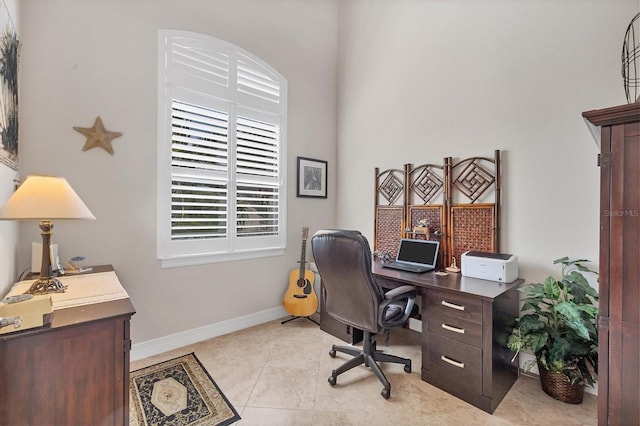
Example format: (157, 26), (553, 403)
(283, 227), (318, 317)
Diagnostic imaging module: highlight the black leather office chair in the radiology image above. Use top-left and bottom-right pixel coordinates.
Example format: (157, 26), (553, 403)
(311, 229), (417, 399)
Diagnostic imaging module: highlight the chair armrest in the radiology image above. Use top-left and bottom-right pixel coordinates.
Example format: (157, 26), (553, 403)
(384, 285), (417, 300)
(378, 285), (417, 329)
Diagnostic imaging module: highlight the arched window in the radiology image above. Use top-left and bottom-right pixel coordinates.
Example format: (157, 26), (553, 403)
(157, 30), (287, 267)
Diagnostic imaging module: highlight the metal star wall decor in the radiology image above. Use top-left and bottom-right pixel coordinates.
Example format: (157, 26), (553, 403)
(73, 116), (122, 155)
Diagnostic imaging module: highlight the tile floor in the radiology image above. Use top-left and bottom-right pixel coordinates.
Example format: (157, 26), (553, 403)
(130, 315), (597, 425)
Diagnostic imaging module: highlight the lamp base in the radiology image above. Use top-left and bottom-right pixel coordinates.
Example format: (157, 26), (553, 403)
(24, 277), (67, 295)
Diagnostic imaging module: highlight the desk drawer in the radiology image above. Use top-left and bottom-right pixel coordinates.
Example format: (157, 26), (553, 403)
(425, 332), (482, 396)
(426, 289), (482, 324)
(427, 311), (482, 347)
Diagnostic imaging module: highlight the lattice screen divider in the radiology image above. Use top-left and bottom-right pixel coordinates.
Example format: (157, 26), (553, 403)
(404, 162), (446, 269)
(374, 150), (501, 267)
(374, 167), (405, 259)
(446, 150), (501, 266)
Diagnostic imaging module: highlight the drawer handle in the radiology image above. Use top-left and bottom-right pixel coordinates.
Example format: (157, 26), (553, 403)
(441, 355), (465, 369)
(441, 300), (465, 311)
(441, 323), (465, 334)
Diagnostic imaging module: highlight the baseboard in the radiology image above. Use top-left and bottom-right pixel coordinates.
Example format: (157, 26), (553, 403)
(130, 306), (288, 361)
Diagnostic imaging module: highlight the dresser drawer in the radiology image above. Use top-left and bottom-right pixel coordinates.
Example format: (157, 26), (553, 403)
(426, 289), (483, 324)
(426, 310), (482, 347)
(424, 332), (482, 396)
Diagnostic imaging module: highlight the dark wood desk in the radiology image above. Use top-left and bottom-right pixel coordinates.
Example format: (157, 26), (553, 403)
(0, 265), (135, 426)
(373, 260), (522, 414)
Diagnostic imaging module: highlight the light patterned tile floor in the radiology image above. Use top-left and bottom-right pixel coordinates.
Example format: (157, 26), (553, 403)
(130, 316), (597, 425)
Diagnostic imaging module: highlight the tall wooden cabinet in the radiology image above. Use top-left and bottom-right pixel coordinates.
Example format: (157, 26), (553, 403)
(583, 103), (640, 426)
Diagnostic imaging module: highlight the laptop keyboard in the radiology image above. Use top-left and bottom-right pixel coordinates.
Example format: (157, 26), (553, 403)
(383, 262), (431, 273)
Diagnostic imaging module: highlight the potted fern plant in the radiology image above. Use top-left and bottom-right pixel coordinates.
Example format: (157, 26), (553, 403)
(507, 257), (598, 404)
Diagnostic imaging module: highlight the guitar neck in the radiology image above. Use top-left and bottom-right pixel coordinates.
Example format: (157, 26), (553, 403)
(298, 239), (307, 279)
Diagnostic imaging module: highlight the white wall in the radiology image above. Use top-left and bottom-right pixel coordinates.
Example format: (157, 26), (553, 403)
(18, 0), (338, 343)
(336, 0), (636, 283)
(0, 166), (18, 295)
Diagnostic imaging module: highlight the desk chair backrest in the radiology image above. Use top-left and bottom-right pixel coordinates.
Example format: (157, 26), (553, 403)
(311, 229), (384, 333)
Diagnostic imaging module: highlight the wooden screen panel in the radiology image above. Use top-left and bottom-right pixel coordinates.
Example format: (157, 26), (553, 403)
(406, 163), (445, 205)
(375, 206), (403, 258)
(449, 204), (495, 264)
(408, 205), (443, 233)
(408, 205), (445, 269)
(374, 167), (405, 257)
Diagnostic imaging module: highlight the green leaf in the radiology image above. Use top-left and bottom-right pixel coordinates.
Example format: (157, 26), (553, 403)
(565, 270), (589, 286)
(567, 258), (590, 264)
(543, 276), (561, 300)
(519, 283), (545, 298)
(549, 337), (571, 362)
(507, 334), (525, 352)
(553, 256), (570, 265)
(563, 271), (599, 304)
(575, 263), (598, 275)
(576, 304), (598, 319)
(565, 338), (591, 356)
(528, 332), (549, 353)
(517, 314), (546, 333)
(565, 319), (591, 340)
(555, 301), (581, 322)
(521, 301), (541, 313)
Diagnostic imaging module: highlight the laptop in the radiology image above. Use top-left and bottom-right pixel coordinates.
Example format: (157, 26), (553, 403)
(381, 239), (440, 273)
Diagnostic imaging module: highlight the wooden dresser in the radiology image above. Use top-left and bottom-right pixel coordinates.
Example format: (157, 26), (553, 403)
(372, 261), (522, 413)
(421, 285), (520, 413)
(0, 266), (135, 426)
(583, 102), (640, 426)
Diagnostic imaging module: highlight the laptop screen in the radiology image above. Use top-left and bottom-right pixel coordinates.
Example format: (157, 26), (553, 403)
(396, 239), (439, 267)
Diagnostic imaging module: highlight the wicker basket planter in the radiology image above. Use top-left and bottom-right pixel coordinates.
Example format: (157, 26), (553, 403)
(538, 361), (585, 404)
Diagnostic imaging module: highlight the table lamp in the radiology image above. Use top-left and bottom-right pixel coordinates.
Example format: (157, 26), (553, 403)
(0, 175), (95, 294)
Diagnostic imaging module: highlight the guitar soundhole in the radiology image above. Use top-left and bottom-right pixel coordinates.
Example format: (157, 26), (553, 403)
(298, 279), (313, 295)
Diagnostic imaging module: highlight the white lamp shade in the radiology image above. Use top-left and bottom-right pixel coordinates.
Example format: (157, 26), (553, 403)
(0, 175), (96, 220)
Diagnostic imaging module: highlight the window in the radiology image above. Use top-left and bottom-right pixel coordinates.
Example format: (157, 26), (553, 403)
(157, 30), (287, 267)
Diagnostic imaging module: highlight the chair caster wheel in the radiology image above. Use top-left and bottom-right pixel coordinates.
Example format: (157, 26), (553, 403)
(404, 364), (411, 373)
(328, 375), (337, 386)
(381, 387), (390, 399)
(329, 349), (336, 358)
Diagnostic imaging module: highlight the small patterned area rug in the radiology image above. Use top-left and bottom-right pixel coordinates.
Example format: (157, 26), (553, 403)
(130, 353), (241, 426)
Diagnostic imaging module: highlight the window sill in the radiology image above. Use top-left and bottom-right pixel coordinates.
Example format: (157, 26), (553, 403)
(159, 247), (285, 268)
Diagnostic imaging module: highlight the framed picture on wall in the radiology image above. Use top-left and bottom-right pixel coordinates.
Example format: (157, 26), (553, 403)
(297, 156), (327, 198)
(0, 1), (19, 170)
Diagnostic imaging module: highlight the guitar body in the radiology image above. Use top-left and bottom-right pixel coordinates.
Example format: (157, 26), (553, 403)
(283, 269), (318, 317)
(283, 227), (319, 318)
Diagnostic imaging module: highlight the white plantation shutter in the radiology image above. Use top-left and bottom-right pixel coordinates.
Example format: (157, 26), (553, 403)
(158, 30), (287, 266)
(171, 100), (229, 241)
(236, 113), (280, 237)
(237, 54), (281, 103)
(169, 36), (230, 90)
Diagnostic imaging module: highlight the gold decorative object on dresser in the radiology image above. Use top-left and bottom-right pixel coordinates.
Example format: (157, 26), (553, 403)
(0, 266), (135, 426)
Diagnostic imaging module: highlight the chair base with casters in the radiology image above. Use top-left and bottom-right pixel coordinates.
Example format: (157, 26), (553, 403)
(311, 229), (417, 400)
(327, 330), (411, 399)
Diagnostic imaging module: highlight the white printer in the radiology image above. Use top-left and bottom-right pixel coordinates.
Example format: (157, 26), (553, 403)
(461, 251), (518, 283)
